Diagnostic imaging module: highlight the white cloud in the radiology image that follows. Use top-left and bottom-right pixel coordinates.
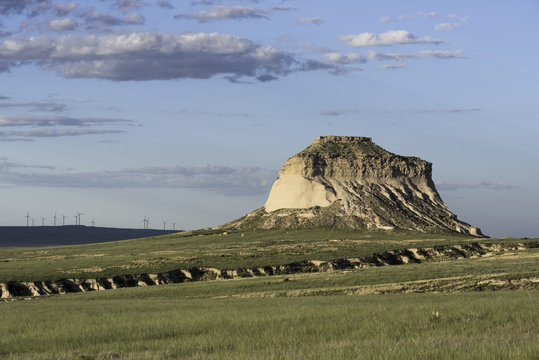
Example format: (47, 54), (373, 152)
(0, 101), (66, 112)
(394, 14), (414, 21)
(366, 49), (463, 61)
(340, 30), (443, 47)
(0, 0), (43, 15)
(157, 1), (173, 9)
(435, 17), (469, 31)
(0, 128), (126, 139)
(297, 17), (324, 25)
(0, 32), (330, 82)
(416, 107), (480, 113)
(55, 2), (79, 17)
(379, 12), (438, 23)
(436, 181), (517, 191)
(379, 14), (415, 23)
(0, 157), (57, 170)
(321, 49), (463, 70)
(0, 115), (133, 127)
(112, 0), (147, 13)
(323, 52), (364, 64)
(423, 12), (439, 18)
(190, 0), (265, 6)
(0, 115), (134, 140)
(445, 107), (479, 112)
(176, 5), (294, 22)
(381, 63), (406, 70)
(435, 23), (458, 31)
(84, 12), (145, 28)
(319, 108), (360, 116)
(0, 137), (34, 142)
(49, 18), (79, 32)
(416, 49), (464, 58)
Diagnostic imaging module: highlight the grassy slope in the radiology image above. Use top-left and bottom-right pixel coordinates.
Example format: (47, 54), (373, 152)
(40, 247), (539, 300)
(0, 228), (536, 282)
(0, 250), (537, 359)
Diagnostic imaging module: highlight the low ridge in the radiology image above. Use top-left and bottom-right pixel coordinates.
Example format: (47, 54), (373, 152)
(220, 136), (483, 236)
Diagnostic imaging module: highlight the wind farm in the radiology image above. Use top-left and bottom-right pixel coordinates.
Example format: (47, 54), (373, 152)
(20, 211), (180, 230)
(0, 211), (182, 247)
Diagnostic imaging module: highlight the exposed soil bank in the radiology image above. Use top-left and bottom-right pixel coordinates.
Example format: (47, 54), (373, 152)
(1, 242), (536, 299)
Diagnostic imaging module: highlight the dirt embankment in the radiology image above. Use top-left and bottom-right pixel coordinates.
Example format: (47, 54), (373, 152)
(1, 242), (536, 299)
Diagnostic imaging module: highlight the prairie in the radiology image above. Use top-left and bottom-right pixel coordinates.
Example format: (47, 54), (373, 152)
(0, 228), (535, 282)
(1, 230), (537, 359)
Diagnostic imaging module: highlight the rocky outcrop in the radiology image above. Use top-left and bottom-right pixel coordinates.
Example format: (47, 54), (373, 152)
(220, 136), (483, 236)
(1, 242), (533, 299)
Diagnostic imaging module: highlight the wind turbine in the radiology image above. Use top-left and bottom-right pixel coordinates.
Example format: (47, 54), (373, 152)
(31, 218), (35, 226)
(142, 217), (148, 229)
(75, 211), (83, 226)
(41, 217), (46, 226)
(146, 217), (150, 230)
(73, 214), (78, 225)
(163, 220), (166, 230)
(90, 218), (95, 227)
(53, 213), (57, 227)
(25, 211), (30, 227)
(172, 222), (176, 231)
(62, 215), (67, 226)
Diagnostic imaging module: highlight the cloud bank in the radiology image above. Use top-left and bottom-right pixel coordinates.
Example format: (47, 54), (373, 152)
(0, 163), (278, 196)
(0, 115), (133, 141)
(0, 128), (126, 139)
(340, 30), (442, 47)
(0, 115), (133, 127)
(323, 49), (463, 65)
(0, 31), (328, 82)
(175, 5), (294, 22)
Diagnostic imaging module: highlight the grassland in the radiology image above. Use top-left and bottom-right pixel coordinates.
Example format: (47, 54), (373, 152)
(1, 230), (537, 359)
(1, 253), (537, 359)
(0, 228), (536, 282)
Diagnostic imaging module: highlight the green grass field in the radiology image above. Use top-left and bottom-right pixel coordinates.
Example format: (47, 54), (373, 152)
(0, 228), (536, 282)
(1, 273), (537, 359)
(1, 230), (537, 359)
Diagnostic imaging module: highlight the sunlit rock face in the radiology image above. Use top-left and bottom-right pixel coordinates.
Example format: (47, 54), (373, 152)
(222, 136), (483, 236)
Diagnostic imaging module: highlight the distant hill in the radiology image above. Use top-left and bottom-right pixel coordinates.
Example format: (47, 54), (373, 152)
(0, 226), (179, 247)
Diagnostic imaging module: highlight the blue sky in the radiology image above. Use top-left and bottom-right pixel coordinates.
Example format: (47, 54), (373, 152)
(0, 0), (537, 237)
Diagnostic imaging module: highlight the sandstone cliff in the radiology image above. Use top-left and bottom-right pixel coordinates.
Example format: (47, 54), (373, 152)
(221, 136), (483, 236)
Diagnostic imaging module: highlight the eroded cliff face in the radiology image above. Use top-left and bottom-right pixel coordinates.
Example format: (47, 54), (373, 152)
(222, 136), (483, 236)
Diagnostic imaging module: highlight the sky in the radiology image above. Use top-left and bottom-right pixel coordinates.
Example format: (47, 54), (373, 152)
(0, 0), (538, 237)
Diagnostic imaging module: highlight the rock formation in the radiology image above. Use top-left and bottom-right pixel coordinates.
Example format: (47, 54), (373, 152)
(221, 136), (483, 236)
